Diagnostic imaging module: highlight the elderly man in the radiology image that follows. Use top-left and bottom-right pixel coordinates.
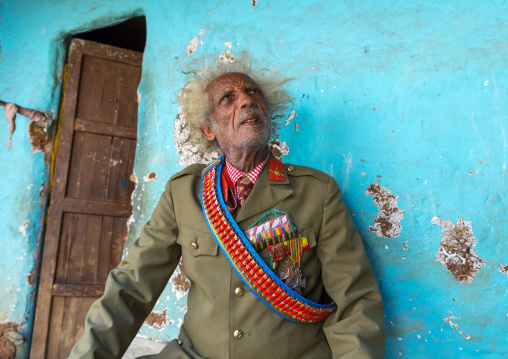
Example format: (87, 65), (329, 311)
(69, 57), (384, 359)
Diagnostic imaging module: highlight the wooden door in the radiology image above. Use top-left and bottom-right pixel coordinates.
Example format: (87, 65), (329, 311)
(31, 39), (142, 358)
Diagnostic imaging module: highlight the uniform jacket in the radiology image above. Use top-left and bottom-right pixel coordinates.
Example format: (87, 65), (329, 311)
(69, 160), (385, 359)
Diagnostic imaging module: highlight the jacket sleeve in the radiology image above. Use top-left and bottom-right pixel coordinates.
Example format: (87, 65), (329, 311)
(69, 179), (182, 359)
(316, 177), (385, 359)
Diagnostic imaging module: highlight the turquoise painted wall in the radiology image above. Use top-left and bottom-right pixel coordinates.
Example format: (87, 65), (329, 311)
(0, 0), (506, 357)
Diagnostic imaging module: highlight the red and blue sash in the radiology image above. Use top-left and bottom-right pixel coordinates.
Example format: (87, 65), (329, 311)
(201, 156), (337, 323)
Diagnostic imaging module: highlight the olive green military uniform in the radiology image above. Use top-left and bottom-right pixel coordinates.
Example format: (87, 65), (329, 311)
(69, 161), (384, 359)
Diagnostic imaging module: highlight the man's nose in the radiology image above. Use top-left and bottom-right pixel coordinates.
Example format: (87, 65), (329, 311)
(239, 91), (255, 109)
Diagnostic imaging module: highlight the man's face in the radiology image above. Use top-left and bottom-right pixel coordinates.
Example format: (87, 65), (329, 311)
(202, 72), (270, 154)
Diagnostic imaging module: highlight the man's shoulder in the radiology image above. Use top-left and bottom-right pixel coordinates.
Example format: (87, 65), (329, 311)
(284, 162), (331, 183)
(170, 163), (206, 182)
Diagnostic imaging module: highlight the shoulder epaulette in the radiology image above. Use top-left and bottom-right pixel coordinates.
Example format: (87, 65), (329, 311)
(285, 164), (330, 183)
(171, 163), (205, 181)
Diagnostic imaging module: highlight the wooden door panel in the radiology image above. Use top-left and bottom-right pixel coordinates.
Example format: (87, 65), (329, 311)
(76, 55), (140, 126)
(55, 213), (128, 285)
(31, 39), (142, 358)
(46, 296), (96, 358)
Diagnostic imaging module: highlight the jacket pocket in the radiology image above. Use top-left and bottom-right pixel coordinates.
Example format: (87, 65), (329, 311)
(177, 226), (218, 257)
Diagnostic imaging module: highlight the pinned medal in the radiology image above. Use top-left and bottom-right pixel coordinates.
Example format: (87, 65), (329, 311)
(245, 209), (310, 289)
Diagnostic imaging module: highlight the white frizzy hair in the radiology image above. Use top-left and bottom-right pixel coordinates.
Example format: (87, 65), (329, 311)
(176, 52), (294, 157)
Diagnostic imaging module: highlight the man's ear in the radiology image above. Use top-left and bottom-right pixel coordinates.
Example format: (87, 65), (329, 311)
(200, 123), (216, 141)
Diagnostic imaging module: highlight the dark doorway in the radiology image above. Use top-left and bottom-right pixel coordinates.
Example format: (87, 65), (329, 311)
(74, 16), (146, 52)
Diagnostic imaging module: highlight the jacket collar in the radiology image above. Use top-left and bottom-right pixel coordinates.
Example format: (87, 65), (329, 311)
(235, 154), (293, 223)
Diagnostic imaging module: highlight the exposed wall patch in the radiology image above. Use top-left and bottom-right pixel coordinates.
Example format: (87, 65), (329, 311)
(18, 220), (30, 237)
(143, 171), (157, 182)
(432, 217), (485, 284)
(498, 264), (508, 276)
(444, 311), (471, 340)
(268, 139), (289, 160)
(173, 109), (221, 166)
(283, 109), (297, 127)
(0, 322), (21, 359)
(187, 36), (198, 56)
(251, 0), (257, 7)
(366, 183), (405, 238)
(144, 309), (168, 331)
(170, 260), (191, 300)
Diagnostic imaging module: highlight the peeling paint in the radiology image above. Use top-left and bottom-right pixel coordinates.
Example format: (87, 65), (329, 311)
(268, 139), (289, 160)
(27, 117), (54, 164)
(219, 50), (236, 63)
(283, 109), (297, 127)
(444, 312), (470, 340)
(187, 36), (198, 56)
(224, 41), (232, 49)
(144, 309), (168, 331)
(4, 103), (17, 148)
(498, 264), (508, 276)
(143, 171), (157, 182)
(251, 0), (257, 7)
(0, 322), (21, 359)
(173, 109), (221, 166)
(18, 220), (30, 237)
(170, 260), (191, 300)
(432, 217), (485, 284)
(366, 183), (405, 238)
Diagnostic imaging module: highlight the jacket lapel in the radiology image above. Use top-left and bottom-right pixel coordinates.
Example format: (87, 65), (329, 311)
(235, 156), (293, 224)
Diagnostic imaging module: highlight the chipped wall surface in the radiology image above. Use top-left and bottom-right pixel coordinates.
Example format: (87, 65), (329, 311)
(1, 0), (507, 357)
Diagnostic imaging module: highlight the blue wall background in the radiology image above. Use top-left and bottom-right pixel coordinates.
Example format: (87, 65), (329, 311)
(0, 0), (506, 357)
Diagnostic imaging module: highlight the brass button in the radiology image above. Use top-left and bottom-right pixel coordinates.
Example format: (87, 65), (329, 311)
(235, 287), (245, 297)
(233, 329), (243, 339)
(287, 165), (294, 172)
(178, 340), (182, 345)
(191, 242), (198, 249)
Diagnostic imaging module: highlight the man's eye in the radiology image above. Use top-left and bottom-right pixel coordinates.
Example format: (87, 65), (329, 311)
(219, 95), (230, 103)
(248, 89), (257, 94)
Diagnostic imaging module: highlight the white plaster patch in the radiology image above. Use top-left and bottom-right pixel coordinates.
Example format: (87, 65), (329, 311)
(219, 51), (237, 63)
(366, 183), (405, 238)
(224, 41), (232, 49)
(268, 139), (289, 160)
(187, 36), (198, 56)
(484, 80), (489, 86)
(498, 264), (508, 276)
(18, 220), (30, 237)
(199, 29), (205, 35)
(444, 311), (471, 340)
(432, 217), (485, 284)
(283, 109), (297, 127)
(143, 171), (157, 182)
(251, 0), (257, 7)
(173, 109), (222, 166)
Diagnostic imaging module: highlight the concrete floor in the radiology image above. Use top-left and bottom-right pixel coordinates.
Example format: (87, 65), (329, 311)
(122, 336), (167, 358)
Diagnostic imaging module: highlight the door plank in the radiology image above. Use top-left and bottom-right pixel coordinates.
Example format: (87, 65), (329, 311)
(62, 198), (132, 217)
(74, 118), (137, 139)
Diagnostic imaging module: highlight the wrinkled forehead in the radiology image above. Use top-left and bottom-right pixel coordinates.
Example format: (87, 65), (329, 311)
(207, 72), (260, 95)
